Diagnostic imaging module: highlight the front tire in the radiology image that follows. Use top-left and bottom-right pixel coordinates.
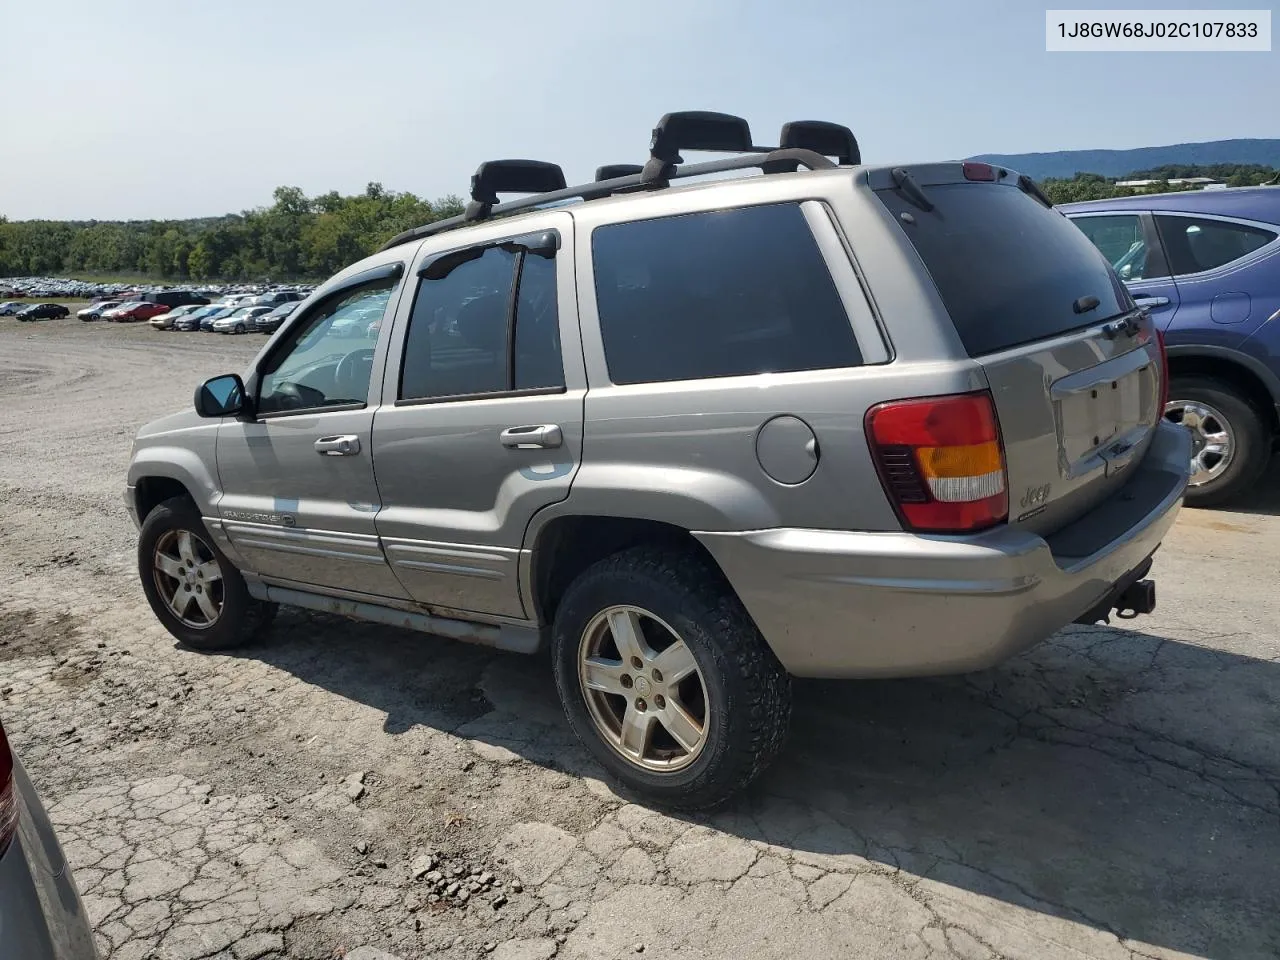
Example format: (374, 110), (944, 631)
(551, 546), (791, 810)
(1165, 375), (1271, 507)
(137, 497), (276, 650)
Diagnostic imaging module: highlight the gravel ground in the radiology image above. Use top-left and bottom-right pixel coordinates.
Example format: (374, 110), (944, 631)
(2, 317), (1278, 960)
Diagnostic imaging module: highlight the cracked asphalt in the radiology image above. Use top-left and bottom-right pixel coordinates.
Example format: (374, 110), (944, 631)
(1, 319), (1278, 960)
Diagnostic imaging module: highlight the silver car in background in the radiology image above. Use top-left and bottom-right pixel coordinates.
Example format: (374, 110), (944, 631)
(212, 306), (273, 334)
(1, 719), (99, 959)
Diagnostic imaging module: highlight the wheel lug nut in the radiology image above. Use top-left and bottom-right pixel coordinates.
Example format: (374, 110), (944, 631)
(652, 668), (663, 683)
(620, 674), (633, 689)
(630, 656), (643, 669)
(635, 698), (647, 712)
(654, 694), (666, 709)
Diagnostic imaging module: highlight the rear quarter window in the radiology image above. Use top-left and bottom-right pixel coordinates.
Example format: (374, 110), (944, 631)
(878, 182), (1132, 356)
(591, 202), (862, 385)
(1154, 215), (1277, 275)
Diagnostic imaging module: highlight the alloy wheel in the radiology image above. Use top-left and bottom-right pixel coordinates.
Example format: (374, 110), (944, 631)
(577, 605), (710, 772)
(152, 529), (224, 629)
(1164, 399), (1235, 487)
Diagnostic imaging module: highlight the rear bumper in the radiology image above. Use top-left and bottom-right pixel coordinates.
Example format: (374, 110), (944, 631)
(696, 420), (1191, 679)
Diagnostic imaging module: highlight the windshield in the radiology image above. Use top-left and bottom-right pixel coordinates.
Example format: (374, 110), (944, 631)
(876, 181), (1132, 356)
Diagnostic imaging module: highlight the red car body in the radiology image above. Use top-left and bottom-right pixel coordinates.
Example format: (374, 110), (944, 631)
(109, 302), (172, 323)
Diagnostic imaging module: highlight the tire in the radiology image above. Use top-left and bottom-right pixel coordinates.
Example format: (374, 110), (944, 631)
(551, 545), (791, 810)
(137, 496), (276, 650)
(235, 323), (245, 334)
(1165, 375), (1272, 507)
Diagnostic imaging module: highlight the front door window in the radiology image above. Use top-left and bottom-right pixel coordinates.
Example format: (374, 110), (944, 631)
(257, 279), (395, 415)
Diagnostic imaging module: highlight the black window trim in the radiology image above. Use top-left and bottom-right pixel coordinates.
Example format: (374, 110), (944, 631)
(395, 230), (568, 406)
(250, 261), (405, 421)
(1150, 211), (1280, 280)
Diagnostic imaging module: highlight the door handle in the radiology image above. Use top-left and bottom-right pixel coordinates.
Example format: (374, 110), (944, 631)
(314, 435), (361, 456)
(500, 424), (563, 449)
(1132, 295), (1170, 308)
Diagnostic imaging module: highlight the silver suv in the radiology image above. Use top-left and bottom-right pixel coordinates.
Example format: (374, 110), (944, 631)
(126, 113), (1190, 808)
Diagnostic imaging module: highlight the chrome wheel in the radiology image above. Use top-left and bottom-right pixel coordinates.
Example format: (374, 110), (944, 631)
(577, 606), (709, 772)
(1164, 399), (1235, 487)
(152, 529), (224, 629)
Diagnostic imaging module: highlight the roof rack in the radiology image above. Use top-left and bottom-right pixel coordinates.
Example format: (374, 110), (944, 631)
(380, 111), (860, 251)
(464, 159), (566, 222)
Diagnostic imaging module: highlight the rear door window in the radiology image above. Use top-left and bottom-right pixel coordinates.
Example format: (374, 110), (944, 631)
(877, 182), (1132, 356)
(1071, 213), (1171, 282)
(399, 242), (565, 402)
(1154, 215), (1277, 275)
(590, 203), (862, 385)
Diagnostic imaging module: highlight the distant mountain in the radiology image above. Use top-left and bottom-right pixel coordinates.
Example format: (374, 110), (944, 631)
(970, 139), (1280, 181)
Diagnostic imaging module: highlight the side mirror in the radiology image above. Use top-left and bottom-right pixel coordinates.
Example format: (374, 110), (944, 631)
(195, 374), (247, 418)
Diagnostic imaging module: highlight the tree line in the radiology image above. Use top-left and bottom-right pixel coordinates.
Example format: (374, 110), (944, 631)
(3, 165), (1278, 282)
(0, 183), (463, 282)
(1040, 163), (1279, 204)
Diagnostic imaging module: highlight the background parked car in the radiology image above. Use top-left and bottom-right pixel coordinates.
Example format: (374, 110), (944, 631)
(101, 301), (145, 322)
(149, 304), (202, 331)
(16, 303), (70, 321)
(254, 302), (298, 333)
(251, 290), (306, 307)
(0, 302), (27, 316)
(77, 300), (123, 321)
(212, 305), (273, 334)
(199, 306), (242, 331)
(1, 718), (100, 960)
(141, 290), (209, 309)
(105, 302), (171, 323)
(1062, 186), (1280, 505)
(176, 305), (231, 331)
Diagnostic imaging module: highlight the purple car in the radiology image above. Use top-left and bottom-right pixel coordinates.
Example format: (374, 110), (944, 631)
(1061, 187), (1280, 505)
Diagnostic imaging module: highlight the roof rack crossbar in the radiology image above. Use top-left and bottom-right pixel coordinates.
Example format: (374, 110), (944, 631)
(380, 149), (837, 252)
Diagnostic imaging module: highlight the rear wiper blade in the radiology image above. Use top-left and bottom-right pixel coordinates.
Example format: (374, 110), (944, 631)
(891, 167), (934, 212)
(1018, 174), (1053, 209)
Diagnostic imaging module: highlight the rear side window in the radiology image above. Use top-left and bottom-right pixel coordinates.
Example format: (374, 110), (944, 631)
(1154, 215), (1277, 276)
(877, 183), (1131, 356)
(1071, 214), (1171, 281)
(591, 203), (862, 385)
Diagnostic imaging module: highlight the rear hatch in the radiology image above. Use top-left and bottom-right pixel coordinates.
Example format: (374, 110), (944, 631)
(874, 164), (1165, 536)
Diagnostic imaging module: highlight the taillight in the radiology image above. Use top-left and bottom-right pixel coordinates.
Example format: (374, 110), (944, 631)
(866, 391), (1009, 533)
(0, 721), (17, 857)
(1156, 328), (1169, 411)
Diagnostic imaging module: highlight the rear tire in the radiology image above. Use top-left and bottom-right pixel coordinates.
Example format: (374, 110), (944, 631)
(137, 497), (276, 650)
(1165, 375), (1271, 507)
(551, 545), (791, 810)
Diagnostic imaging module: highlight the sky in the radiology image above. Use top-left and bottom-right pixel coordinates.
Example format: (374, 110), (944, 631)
(1, 0), (1276, 221)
